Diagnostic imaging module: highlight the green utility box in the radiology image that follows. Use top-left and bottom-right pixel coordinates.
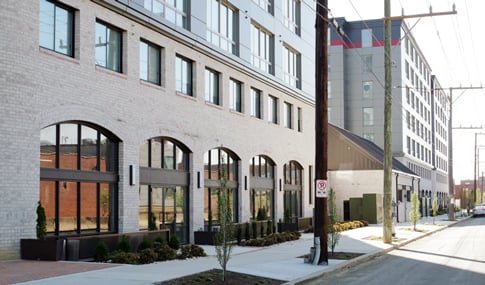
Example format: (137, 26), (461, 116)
(362, 193), (383, 224)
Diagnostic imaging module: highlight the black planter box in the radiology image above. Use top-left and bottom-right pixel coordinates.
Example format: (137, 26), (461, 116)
(194, 231), (217, 245)
(20, 239), (65, 261)
(277, 222), (298, 233)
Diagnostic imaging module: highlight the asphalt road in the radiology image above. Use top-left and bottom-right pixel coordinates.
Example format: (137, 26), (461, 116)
(302, 217), (485, 285)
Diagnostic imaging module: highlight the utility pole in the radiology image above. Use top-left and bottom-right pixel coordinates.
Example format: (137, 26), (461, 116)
(446, 86), (483, 221)
(382, 0), (393, 243)
(314, 0), (328, 265)
(382, 5), (456, 242)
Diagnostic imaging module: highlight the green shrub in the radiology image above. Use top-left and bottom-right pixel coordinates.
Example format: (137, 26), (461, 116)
(93, 241), (110, 262)
(138, 248), (157, 264)
(117, 235), (132, 252)
(245, 222), (251, 241)
(251, 221), (258, 239)
(36, 201), (47, 240)
(168, 235), (180, 250)
(154, 235), (166, 244)
(137, 238), (151, 252)
(236, 224), (242, 245)
(110, 250), (138, 264)
(153, 242), (176, 261)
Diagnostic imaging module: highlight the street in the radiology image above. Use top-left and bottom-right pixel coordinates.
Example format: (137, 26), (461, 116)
(302, 217), (485, 285)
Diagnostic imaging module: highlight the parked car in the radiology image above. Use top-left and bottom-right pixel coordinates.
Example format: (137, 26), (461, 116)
(472, 204), (485, 217)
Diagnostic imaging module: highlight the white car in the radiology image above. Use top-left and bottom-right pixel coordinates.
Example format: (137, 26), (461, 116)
(472, 204), (485, 217)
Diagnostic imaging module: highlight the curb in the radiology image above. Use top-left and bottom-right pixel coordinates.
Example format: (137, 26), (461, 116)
(285, 217), (468, 285)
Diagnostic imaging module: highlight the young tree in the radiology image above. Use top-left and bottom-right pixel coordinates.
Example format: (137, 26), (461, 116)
(432, 194), (438, 224)
(410, 192), (421, 231)
(327, 188), (341, 256)
(214, 153), (234, 282)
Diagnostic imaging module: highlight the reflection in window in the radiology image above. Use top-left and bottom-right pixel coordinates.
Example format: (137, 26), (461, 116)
(284, 102), (292, 129)
(229, 79), (242, 112)
(175, 55), (193, 95)
(95, 21), (122, 73)
(143, 0), (188, 28)
(206, 0), (238, 55)
(205, 68), (220, 105)
(283, 0), (300, 35)
(40, 122), (119, 237)
(283, 44), (300, 88)
(140, 40), (161, 85)
(267, 95), (277, 124)
(250, 155), (275, 220)
(250, 88), (262, 119)
(39, 0), (74, 56)
(203, 148), (239, 226)
(251, 23), (274, 74)
(283, 161), (302, 219)
(363, 107), (374, 126)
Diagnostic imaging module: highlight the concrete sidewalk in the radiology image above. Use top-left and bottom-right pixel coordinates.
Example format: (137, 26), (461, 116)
(1, 214), (466, 285)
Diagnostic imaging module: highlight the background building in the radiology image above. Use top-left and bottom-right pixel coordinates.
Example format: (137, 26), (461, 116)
(327, 17), (449, 213)
(0, 0), (316, 259)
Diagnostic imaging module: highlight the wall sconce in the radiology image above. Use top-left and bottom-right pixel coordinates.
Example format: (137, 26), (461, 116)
(197, 171), (200, 188)
(279, 179), (282, 191)
(244, 176), (247, 190)
(129, 165), (136, 185)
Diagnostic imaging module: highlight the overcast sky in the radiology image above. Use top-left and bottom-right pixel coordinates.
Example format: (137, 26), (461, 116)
(327, 0), (485, 182)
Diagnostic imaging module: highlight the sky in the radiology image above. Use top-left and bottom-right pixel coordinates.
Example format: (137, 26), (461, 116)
(328, 0), (485, 183)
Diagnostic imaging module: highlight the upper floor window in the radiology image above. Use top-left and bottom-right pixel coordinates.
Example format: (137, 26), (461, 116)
(283, 44), (301, 89)
(297, 107), (302, 132)
(95, 21), (122, 73)
(363, 107), (374, 126)
(362, 55), (372, 73)
(205, 68), (220, 105)
(175, 55), (193, 96)
(229, 79), (242, 112)
(252, 0), (273, 15)
(363, 81), (373, 98)
(206, 0), (238, 55)
(250, 88), (262, 119)
(140, 40), (161, 85)
(283, 0), (300, 35)
(284, 102), (293, 129)
(39, 0), (74, 57)
(143, 0), (188, 28)
(251, 23), (274, 75)
(361, 28), (372, 47)
(268, 95), (278, 124)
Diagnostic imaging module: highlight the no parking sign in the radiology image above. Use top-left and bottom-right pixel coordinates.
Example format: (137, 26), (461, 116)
(315, 179), (328, 198)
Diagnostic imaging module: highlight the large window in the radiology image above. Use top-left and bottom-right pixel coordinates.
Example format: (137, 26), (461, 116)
(363, 81), (373, 98)
(282, 0), (300, 35)
(363, 107), (374, 126)
(204, 148), (239, 226)
(205, 68), (220, 105)
(95, 21), (122, 73)
(283, 161), (302, 220)
(206, 0), (238, 55)
(361, 28), (372, 47)
(39, 0), (74, 57)
(139, 137), (190, 243)
(297, 107), (302, 132)
(284, 102), (293, 129)
(40, 122), (119, 236)
(140, 40), (161, 85)
(142, 0), (188, 28)
(267, 95), (278, 124)
(175, 55), (193, 95)
(250, 155), (275, 220)
(362, 55), (372, 73)
(283, 44), (300, 89)
(229, 79), (242, 112)
(252, 0), (273, 14)
(250, 88), (262, 119)
(251, 23), (274, 74)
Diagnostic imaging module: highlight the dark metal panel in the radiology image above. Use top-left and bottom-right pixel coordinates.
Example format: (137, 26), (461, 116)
(40, 168), (118, 182)
(139, 167), (189, 186)
(249, 176), (274, 190)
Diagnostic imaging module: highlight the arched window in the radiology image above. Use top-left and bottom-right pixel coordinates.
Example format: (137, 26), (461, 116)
(139, 137), (190, 243)
(249, 155), (275, 220)
(283, 160), (302, 220)
(204, 147), (239, 228)
(40, 122), (119, 236)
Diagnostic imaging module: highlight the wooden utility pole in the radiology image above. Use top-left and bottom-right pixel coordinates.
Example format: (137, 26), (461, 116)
(314, 0), (328, 265)
(382, 0), (393, 243)
(382, 5), (456, 242)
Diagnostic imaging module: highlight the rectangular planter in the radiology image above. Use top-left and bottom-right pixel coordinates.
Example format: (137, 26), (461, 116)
(20, 239), (65, 261)
(194, 231), (217, 245)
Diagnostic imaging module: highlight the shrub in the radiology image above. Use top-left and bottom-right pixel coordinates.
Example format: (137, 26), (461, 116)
(251, 221), (258, 239)
(93, 241), (110, 262)
(36, 201), (47, 240)
(117, 235), (132, 253)
(110, 251), (139, 264)
(236, 224), (242, 245)
(178, 244), (207, 259)
(137, 238), (151, 252)
(244, 222), (251, 241)
(138, 248), (157, 264)
(168, 235), (180, 250)
(153, 242), (176, 261)
(154, 235), (166, 244)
